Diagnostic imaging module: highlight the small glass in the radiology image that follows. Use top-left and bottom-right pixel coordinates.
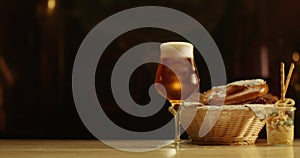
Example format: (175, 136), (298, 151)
(265, 106), (296, 146)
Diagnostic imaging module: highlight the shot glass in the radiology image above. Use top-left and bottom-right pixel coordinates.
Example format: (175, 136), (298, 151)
(265, 107), (296, 146)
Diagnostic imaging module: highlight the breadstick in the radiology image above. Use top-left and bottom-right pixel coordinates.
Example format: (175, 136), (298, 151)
(280, 62), (285, 101)
(283, 63), (295, 98)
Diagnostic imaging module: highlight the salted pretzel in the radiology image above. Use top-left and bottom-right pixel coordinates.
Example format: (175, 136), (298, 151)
(201, 79), (269, 105)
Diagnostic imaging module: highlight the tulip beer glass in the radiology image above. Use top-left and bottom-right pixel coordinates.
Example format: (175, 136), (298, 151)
(155, 42), (199, 145)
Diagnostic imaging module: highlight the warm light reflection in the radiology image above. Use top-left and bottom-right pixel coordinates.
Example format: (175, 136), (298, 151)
(47, 0), (56, 14)
(292, 51), (300, 62)
(165, 148), (177, 157)
(172, 82), (181, 90)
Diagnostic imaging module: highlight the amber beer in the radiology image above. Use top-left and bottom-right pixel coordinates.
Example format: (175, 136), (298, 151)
(155, 42), (199, 103)
(155, 57), (199, 101)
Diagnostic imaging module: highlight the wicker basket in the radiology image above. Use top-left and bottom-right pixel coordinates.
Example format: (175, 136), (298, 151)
(180, 104), (269, 145)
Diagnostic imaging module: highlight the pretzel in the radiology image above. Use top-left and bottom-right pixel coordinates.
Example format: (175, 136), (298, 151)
(201, 79), (269, 105)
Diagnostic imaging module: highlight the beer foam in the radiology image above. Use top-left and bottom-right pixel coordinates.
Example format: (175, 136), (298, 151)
(160, 42), (194, 58)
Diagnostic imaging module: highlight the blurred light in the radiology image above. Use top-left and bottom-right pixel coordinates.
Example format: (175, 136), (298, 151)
(260, 45), (269, 78)
(295, 83), (300, 92)
(47, 0), (56, 14)
(292, 51), (299, 62)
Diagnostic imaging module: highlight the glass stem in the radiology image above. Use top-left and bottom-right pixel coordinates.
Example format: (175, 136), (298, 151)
(174, 108), (181, 145)
(170, 101), (183, 146)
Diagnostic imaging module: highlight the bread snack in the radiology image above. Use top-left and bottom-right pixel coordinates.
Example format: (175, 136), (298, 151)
(266, 107), (295, 145)
(266, 62), (295, 145)
(201, 79), (276, 105)
(183, 78), (277, 144)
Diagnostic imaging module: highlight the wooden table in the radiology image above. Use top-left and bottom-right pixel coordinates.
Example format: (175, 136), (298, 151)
(0, 139), (299, 158)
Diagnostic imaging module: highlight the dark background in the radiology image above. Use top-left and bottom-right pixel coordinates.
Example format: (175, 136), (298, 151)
(1, 0), (300, 139)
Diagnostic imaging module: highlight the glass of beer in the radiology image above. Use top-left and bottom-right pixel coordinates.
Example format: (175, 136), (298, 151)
(155, 42), (200, 146)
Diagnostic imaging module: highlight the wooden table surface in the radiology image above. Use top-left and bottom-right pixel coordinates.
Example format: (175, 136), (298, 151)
(0, 139), (299, 158)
